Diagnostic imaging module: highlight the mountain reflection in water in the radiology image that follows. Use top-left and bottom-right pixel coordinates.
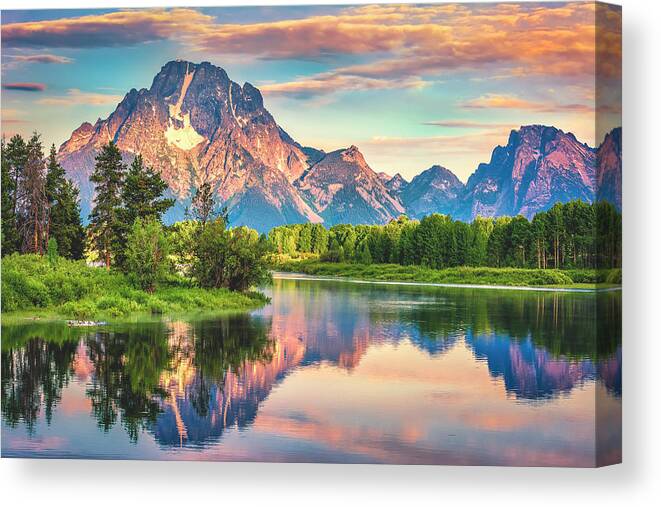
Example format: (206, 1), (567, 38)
(1, 277), (621, 465)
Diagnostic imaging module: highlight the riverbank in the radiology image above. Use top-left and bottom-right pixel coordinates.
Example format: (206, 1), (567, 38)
(1, 254), (268, 321)
(271, 259), (622, 289)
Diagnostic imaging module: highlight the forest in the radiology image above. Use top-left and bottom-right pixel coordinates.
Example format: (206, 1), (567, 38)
(267, 200), (622, 271)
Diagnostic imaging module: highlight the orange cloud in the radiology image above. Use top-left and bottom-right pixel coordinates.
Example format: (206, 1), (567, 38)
(9, 53), (73, 64)
(261, 72), (426, 98)
(422, 120), (518, 129)
(37, 88), (122, 106)
(459, 93), (593, 113)
(2, 8), (212, 48)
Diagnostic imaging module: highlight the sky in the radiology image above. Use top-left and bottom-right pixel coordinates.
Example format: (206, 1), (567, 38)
(1, 2), (621, 182)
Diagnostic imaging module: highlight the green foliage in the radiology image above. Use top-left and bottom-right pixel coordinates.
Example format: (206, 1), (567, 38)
(265, 200), (622, 275)
(1, 254), (267, 319)
(47, 238), (58, 266)
(21, 133), (49, 254)
(274, 260), (577, 287)
(45, 145), (85, 260)
(117, 155), (174, 267)
(125, 218), (170, 292)
(1, 136), (23, 256)
(193, 218), (271, 291)
(88, 142), (126, 269)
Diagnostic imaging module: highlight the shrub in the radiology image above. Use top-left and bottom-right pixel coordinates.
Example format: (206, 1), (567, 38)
(125, 218), (170, 292)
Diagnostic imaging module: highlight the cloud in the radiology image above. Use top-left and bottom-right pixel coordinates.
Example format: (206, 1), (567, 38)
(2, 82), (46, 92)
(422, 120), (517, 129)
(9, 53), (73, 64)
(459, 94), (593, 113)
(1, 108), (25, 124)
(261, 72), (426, 98)
(2, 8), (213, 48)
(191, 2), (611, 80)
(36, 88), (122, 106)
(0, 3), (619, 83)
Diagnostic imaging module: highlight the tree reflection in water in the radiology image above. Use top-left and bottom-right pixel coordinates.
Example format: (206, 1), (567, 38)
(2, 284), (621, 449)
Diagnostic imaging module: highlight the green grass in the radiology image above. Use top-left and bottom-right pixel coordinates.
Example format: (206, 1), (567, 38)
(1, 254), (268, 321)
(272, 258), (622, 289)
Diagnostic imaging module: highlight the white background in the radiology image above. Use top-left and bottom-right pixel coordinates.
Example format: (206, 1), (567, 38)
(1, 0), (659, 505)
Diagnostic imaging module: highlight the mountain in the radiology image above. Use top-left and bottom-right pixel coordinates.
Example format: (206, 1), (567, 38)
(456, 125), (597, 220)
(59, 60), (320, 231)
(294, 145), (406, 226)
(378, 172), (408, 194)
(399, 165), (465, 219)
(596, 127), (622, 210)
(58, 60), (620, 229)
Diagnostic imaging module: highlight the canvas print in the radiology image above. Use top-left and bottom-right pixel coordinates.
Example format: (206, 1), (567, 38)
(0, 2), (621, 466)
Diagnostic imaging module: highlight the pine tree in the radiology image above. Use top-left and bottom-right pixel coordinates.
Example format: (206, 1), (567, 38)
(1, 135), (27, 255)
(121, 154), (174, 224)
(45, 144), (85, 259)
(89, 142), (126, 269)
(1, 138), (18, 255)
(21, 133), (48, 254)
(116, 154), (174, 268)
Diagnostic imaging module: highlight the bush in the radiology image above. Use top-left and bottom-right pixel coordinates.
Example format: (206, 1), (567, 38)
(125, 218), (170, 292)
(1, 253), (267, 319)
(193, 219), (271, 291)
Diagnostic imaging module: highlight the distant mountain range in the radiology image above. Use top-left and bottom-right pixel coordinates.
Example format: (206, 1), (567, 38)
(59, 60), (622, 231)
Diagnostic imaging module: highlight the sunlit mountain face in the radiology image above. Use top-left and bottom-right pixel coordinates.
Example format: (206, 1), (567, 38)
(2, 279), (621, 465)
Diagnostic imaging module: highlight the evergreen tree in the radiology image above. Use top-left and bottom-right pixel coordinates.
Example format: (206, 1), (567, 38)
(45, 145), (85, 259)
(4, 134), (28, 250)
(21, 133), (48, 254)
(1, 137), (20, 255)
(89, 142), (126, 269)
(116, 154), (174, 268)
(121, 155), (174, 224)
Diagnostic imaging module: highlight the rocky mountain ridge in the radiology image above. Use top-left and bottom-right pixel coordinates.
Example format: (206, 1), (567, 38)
(59, 60), (622, 230)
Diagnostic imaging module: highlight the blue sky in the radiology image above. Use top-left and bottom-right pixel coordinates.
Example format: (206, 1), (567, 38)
(1, 3), (621, 181)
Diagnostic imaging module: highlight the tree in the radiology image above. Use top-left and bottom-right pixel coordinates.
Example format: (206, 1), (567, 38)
(187, 182), (221, 226)
(3, 134), (28, 255)
(1, 137), (21, 255)
(547, 203), (564, 268)
(121, 155), (174, 224)
(20, 133), (48, 254)
(192, 218), (270, 291)
(224, 227), (271, 291)
(89, 142), (126, 269)
(116, 154), (174, 268)
(125, 218), (170, 292)
(356, 240), (372, 264)
(510, 215), (532, 267)
(45, 145), (85, 259)
(192, 218), (229, 288)
(310, 224), (329, 255)
(531, 212), (548, 269)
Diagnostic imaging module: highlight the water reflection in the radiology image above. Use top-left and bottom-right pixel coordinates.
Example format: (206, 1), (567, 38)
(1, 277), (621, 465)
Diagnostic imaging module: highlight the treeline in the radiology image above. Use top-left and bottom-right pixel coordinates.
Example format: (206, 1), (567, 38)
(2, 133), (85, 259)
(2, 136), (270, 295)
(268, 200), (622, 270)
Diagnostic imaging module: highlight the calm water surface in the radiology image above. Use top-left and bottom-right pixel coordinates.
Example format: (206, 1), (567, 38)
(1, 275), (621, 466)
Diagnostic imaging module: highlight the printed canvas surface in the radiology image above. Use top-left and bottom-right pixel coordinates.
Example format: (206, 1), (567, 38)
(1, 2), (621, 466)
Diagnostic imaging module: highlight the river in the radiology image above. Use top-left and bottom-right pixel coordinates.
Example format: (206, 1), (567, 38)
(1, 274), (621, 466)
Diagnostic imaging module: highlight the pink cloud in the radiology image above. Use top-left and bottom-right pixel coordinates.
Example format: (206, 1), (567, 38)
(2, 82), (46, 91)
